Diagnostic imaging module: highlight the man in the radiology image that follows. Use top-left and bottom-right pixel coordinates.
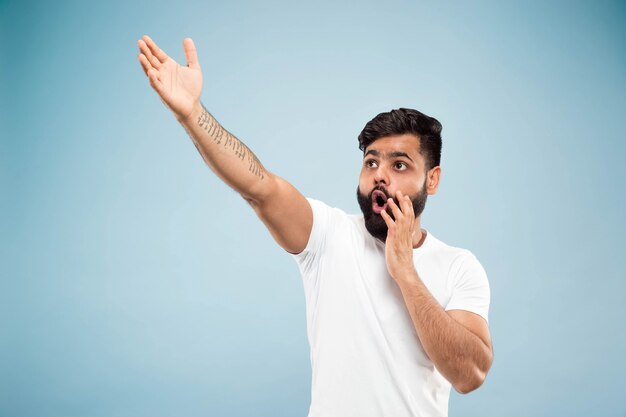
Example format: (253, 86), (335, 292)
(137, 35), (493, 417)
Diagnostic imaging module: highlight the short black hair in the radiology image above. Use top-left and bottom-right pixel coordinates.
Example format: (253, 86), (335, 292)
(358, 108), (442, 171)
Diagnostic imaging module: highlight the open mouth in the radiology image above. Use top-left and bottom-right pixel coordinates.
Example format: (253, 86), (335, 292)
(371, 190), (388, 214)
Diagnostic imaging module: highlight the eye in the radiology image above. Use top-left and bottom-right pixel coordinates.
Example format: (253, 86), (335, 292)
(394, 161), (408, 171)
(364, 159), (378, 168)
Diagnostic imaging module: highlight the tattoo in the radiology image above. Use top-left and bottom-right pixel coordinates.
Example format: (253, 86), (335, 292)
(196, 105), (265, 179)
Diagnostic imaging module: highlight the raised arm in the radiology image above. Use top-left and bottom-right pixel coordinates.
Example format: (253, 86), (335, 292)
(137, 35), (312, 254)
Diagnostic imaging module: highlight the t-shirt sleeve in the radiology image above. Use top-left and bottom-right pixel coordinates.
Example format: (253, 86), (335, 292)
(291, 198), (333, 274)
(444, 250), (491, 323)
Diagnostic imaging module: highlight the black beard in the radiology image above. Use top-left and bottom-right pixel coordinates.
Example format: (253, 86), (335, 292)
(356, 181), (428, 242)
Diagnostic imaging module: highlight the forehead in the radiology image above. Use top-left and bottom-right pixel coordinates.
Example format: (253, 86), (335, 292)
(364, 134), (422, 159)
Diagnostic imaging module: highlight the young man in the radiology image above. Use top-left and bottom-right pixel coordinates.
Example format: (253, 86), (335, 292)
(137, 35), (493, 417)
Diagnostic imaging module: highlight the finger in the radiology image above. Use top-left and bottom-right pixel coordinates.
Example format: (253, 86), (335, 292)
(183, 37), (200, 69)
(139, 39), (162, 69)
(137, 53), (152, 76)
(395, 190), (408, 214)
(380, 208), (395, 231)
(399, 192), (413, 215)
(147, 68), (164, 93)
(143, 35), (169, 63)
(138, 39), (156, 65)
(403, 195), (415, 239)
(387, 197), (403, 221)
(150, 54), (161, 69)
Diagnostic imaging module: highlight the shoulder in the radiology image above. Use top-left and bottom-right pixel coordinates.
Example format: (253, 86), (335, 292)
(294, 198), (365, 258)
(424, 234), (487, 279)
(431, 237), (491, 321)
(424, 233), (473, 262)
(305, 198), (353, 235)
(307, 198), (364, 229)
(306, 198), (348, 219)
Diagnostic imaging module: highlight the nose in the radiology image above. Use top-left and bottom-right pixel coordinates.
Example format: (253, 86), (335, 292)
(374, 165), (389, 185)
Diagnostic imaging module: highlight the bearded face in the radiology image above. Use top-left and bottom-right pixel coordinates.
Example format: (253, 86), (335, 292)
(356, 179), (428, 242)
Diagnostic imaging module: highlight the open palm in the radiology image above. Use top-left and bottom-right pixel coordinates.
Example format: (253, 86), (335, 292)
(137, 35), (203, 120)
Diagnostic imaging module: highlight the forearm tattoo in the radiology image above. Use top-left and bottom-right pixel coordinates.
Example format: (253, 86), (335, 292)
(196, 105), (265, 179)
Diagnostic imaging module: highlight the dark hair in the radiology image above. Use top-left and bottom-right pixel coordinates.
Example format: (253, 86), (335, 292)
(358, 108), (442, 171)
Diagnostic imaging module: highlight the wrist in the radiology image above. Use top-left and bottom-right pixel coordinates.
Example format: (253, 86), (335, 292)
(392, 265), (419, 285)
(177, 100), (203, 125)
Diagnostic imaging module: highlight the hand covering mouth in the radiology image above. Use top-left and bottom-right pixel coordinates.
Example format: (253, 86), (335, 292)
(371, 189), (388, 214)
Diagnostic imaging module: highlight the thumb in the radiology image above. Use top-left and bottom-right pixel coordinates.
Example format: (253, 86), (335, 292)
(183, 38), (200, 69)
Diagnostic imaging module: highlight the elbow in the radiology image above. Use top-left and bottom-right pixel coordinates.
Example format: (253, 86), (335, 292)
(240, 172), (278, 207)
(453, 351), (493, 395)
(242, 193), (259, 208)
(453, 370), (485, 394)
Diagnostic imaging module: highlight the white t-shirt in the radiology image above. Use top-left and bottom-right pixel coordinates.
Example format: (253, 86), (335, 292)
(292, 198), (490, 417)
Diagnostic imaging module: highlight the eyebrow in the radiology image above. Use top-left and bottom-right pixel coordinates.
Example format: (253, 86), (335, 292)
(364, 149), (414, 162)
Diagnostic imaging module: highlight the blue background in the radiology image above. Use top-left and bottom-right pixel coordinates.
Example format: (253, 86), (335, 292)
(2, 0), (625, 416)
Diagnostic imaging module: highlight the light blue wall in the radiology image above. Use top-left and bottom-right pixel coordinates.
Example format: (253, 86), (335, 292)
(2, 0), (625, 416)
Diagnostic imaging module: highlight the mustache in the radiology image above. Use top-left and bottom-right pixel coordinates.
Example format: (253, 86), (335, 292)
(369, 185), (389, 199)
(368, 185), (398, 204)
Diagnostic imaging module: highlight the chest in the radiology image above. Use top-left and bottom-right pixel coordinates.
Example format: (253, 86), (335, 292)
(319, 233), (453, 323)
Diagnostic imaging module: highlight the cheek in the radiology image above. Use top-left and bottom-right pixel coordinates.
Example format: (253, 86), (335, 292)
(358, 171), (369, 190)
(395, 179), (418, 197)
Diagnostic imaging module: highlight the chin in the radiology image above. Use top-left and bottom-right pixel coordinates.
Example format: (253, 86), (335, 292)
(356, 186), (389, 242)
(355, 184), (428, 242)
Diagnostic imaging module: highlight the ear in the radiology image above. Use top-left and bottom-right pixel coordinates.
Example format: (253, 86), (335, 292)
(426, 166), (441, 195)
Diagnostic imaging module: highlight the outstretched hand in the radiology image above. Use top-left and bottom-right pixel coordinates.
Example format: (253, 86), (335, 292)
(137, 35), (203, 120)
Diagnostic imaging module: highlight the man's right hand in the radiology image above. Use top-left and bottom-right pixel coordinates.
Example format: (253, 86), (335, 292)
(136, 35), (313, 255)
(137, 35), (203, 121)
